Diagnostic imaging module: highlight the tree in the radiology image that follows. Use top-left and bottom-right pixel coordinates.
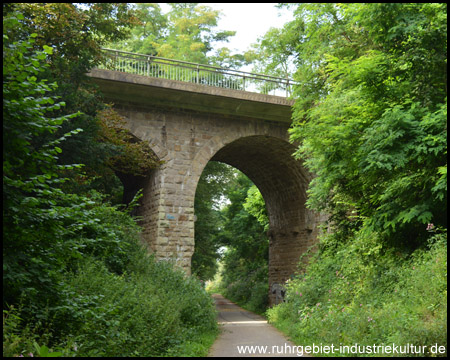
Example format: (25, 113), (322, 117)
(107, 3), (246, 68)
(3, 3), (160, 204)
(246, 21), (297, 79)
(192, 161), (236, 281)
(3, 11), (83, 311)
(106, 3), (168, 55)
(244, 185), (269, 232)
(4, 3), (138, 90)
(283, 3), (447, 246)
(218, 174), (269, 265)
(192, 163), (269, 286)
(216, 173), (269, 312)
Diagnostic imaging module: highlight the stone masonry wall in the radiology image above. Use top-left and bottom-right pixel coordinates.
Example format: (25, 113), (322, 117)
(113, 102), (321, 305)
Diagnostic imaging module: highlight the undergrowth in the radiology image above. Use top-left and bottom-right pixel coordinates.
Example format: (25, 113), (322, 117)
(267, 228), (447, 357)
(3, 199), (218, 357)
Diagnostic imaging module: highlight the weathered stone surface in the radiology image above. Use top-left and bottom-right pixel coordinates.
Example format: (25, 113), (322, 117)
(88, 70), (324, 306)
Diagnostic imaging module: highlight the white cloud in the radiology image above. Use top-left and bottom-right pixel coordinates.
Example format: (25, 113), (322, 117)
(210, 3), (293, 53)
(158, 3), (293, 54)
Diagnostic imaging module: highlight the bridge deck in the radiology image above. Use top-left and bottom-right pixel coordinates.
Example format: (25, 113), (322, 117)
(88, 68), (294, 123)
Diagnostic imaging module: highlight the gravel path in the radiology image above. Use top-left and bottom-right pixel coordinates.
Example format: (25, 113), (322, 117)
(208, 293), (309, 357)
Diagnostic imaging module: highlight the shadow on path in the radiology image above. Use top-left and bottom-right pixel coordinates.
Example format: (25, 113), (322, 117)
(208, 293), (310, 357)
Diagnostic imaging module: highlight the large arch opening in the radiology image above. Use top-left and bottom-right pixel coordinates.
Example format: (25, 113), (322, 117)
(193, 161), (269, 311)
(195, 135), (318, 305)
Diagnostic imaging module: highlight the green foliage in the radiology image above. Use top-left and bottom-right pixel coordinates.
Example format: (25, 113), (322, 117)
(267, 228), (447, 356)
(108, 3), (247, 68)
(193, 163), (269, 285)
(245, 19), (298, 86)
(244, 185), (269, 232)
(218, 175), (269, 262)
(159, 3), (228, 63)
(285, 3), (447, 245)
(3, 306), (72, 357)
(32, 343), (63, 357)
(5, 3), (138, 79)
(97, 107), (162, 177)
(3, 3), (155, 203)
(195, 166), (269, 313)
(220, 248), (269, 315)
(215, 172), (270, 314)
(193, 161), (236, 281)
(247, 4), (448, 354)
(4, 241), (218, 357)
(59, 254), (216, 357)
(3, 10), (217, 358)
(3, 11), (83, 313)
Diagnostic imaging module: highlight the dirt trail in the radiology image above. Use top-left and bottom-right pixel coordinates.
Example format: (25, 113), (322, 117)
(208, 293), (309, 357)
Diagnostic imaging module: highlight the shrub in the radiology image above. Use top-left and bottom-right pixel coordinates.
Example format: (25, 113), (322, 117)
(64, 258), (182, 356)
(4, 241), (218, 357)
(221, 260), (269, 314)
(268, 228), (447, 357)
(64, 248), (217, 357)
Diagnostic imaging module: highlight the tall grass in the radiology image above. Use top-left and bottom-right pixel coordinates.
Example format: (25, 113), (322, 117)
(3, 200), (218, 357)
(267, 229), (447, 357)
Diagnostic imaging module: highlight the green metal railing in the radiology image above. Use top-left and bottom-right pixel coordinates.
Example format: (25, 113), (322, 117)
(98, 48), (295, 97)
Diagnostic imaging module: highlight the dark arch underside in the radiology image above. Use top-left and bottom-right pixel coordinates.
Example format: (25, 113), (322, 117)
(210, 135), (317, 305)
(211, 135), (310, 232)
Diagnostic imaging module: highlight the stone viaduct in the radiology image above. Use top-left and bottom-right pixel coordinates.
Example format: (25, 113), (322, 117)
(88, 67), (323, 305)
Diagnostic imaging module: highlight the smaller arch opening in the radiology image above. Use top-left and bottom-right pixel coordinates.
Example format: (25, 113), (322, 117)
(113, 130), (161, 208)
(96, 106), (162, 209)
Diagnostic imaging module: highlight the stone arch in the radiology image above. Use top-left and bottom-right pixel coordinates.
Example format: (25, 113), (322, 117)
(113, 104), (321, 306)
(210, 135), (310, 230)
(194, 135), (319, 305)
(88, 67), (322, 305)
(107, 127), (163, 208)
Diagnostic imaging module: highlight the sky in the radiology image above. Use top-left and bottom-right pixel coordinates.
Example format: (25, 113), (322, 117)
(201, 3), (293, 53)
(159, 3), (294, 54)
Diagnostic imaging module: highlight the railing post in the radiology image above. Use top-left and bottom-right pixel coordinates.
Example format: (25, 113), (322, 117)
(196, 65), (199, 84)
(286, 77), (290, 97)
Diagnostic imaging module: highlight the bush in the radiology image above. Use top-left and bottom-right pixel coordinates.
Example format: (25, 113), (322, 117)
(221, 256), (269, 314)
(67, 248), (217, 357)
(126, 248), (218, 335)
(4, 239), (218, 357)
(3, 187), (217, 357)
(267, 228), (447, 357)
(64, 258), (182, 356)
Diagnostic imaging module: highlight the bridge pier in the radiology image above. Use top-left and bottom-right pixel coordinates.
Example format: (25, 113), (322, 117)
(138, 166), (196, 273)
